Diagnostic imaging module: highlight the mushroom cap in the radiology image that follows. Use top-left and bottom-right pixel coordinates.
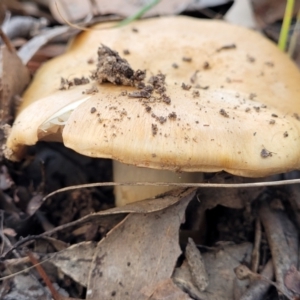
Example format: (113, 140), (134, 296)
(6, 16), (300, 177)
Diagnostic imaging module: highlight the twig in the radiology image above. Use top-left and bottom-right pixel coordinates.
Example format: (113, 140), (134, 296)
(259, 198), (298, 298)
(235, 264), (292, 299)
(0, 28), (15, 53)
(41, 178), (300, 203)
(251, 218), (262, 273)
(27, 251), (61, 300)
(239, 260), (274, 300)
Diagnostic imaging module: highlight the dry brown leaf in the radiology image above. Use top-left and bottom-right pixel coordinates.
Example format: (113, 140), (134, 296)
(18, 26), (77, 65)
(49, 0), (93, 24)
(45, 188), (196, 289)
(49, 241), (97, 287)
(224, 0), (257, 28)
(86, 189), (195, 299)
(173, 261), (206, 300)
(174, 243), (253, 300)
(0, 45), (30, 123)
(185, 238), (208, 292)
(0, 44), (30, 160)
(49, 0), (231, 23)
(1, 274), (51, 300)
(42, 188), (196, 237)
(148, 279), (192, 300)
(284, 265), (300, 294)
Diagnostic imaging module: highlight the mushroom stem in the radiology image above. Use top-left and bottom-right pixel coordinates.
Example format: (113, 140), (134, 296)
(113, 161), (203, 206)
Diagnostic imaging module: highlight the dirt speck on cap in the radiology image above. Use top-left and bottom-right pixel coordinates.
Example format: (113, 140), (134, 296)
(247, 55), (255, 63)
(219, 109), (229, 118)
(216, 44), (236, 52)
(182, 56), (192, 62)
(294, 113), (300, 121)
(128, 90), (151, 99)
(90, 107), (97, 114)
(181, 83), (191, 91)
(203, 61), (210, 69)
(151, 124), (158, 136)
(261, 148), (272, 158)
(172, 63), (179, 69)
(168, 112), (177, 119)
(190, 71), (198, 84)
(192, 90), (200, 98)
(284, 131), (288, 138)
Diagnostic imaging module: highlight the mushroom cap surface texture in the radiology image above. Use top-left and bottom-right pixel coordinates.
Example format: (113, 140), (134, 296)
(6, 16), (300, 177)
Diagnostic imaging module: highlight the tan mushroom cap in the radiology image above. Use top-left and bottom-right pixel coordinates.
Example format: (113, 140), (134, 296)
(6, 16), (300, 177)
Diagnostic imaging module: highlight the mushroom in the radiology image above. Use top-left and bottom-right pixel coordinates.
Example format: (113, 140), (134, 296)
(5, 16), (300, 206)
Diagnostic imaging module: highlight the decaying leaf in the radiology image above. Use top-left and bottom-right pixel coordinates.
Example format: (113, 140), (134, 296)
(149, 279), (192, 300)
(50, 0), (231, 23)
(284, 265), (300, 294)
(1, 274), (51, 300)
(84, 189), (195, 299)
(185, 238), (208, 292)
(49, 241), (97, 287)
(18, 26), (78, 65)
(46, 189), (195, 292)
(0, 46), (30, 123)
(174, 243), (253, 300)
(0, 44), (30, 160)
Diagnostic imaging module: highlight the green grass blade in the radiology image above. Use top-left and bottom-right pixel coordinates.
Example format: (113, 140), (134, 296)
(278, 0), (295, 51)
(115, 0), (160, 28)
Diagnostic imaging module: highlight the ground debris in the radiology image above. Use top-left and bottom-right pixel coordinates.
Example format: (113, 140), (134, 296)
(86, 189), (195, 299)
(93, 44), (145, 87)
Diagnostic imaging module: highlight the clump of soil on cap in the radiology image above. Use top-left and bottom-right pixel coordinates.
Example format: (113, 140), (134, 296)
(93, 44), (146, 87)
(91, 45), (172, 106)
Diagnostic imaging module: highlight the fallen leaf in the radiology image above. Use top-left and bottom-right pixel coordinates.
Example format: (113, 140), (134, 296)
(149, 279), (192, 300)
(86, 189), (195, 299)
(0, 45), (30, 123)
(174, 243), (253, 300)
(46, 0), (232, 25)
(18, 26), (78, 65)
(1, 274), (50, 300)
(49, 0), (93, 24)
(185, 238), (208, 292)
(0, 44), (30, 161)
(284, 265), (300, 294)
(224, 0), (257, 28)
(49, 241), (97, 288)
(45, 188), (196, 290)
(42, 188), (196, 237)
(173, 261), (206, 300)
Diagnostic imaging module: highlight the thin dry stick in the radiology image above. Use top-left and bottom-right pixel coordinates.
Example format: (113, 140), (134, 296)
(251, 218), (262, 273)
(240, 260), (274, 300)
(259, 200), (297, 299)
(0, 28), (15, 53)
(27, 251), (60, 300)
(42, 178), (300, 203)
